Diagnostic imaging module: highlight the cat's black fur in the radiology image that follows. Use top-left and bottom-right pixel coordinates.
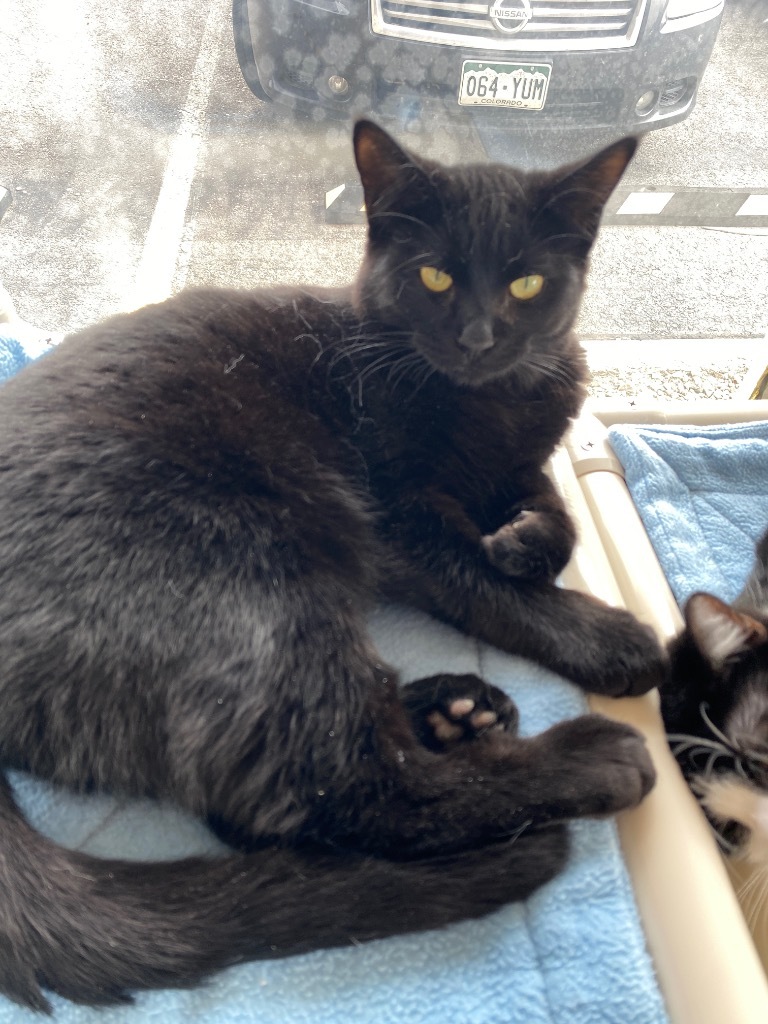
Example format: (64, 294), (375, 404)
(0, 121), (662, 1012)
(662, 528), (768, 856)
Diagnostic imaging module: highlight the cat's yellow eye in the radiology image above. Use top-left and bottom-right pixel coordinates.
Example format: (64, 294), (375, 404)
(509, 275), (544, 301)
(419, 267), (453, 293)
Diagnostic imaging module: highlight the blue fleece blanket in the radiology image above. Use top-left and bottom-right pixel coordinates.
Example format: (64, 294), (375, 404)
(608, 420), (768, 604)
(0, 333), (667, 1024)
(0, 324), (58, 375)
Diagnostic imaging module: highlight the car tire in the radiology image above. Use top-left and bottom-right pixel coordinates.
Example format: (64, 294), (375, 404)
(232, 0), (272, 104)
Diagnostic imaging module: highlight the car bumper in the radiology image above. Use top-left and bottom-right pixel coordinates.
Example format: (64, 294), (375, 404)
(235, 0), (723, 135)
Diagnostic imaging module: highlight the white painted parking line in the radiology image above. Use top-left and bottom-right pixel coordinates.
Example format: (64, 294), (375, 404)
(128, 0), (227, 310)
(736, 195), (768, 216)
(0, 186), (11, 223)
(325, 184), (346, 209)
(615, 192), (674, 216)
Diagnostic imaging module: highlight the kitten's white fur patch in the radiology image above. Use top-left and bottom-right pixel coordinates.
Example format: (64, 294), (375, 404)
(695, 773), (768, 865)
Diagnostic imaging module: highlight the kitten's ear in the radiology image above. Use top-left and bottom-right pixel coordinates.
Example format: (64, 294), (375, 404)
(685, 592), (768, 669)
(353, 120), (434, 226)
(540, 137), (637, 248)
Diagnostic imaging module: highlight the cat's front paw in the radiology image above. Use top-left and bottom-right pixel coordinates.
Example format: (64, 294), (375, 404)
(579, 606), (666, 698)
(401, 673), (519, 752)
(482, 510), (572, 581)
(541, 714), (656, 816)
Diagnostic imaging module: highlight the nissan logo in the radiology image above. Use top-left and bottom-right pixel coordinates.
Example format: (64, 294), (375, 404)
(489, 0), (532, 34)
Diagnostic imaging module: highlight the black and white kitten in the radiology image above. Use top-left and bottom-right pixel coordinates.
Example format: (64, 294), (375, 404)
(663, 527), (768, 864)
(0, 120), (661, 1012)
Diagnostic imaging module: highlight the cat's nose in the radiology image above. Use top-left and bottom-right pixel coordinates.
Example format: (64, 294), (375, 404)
(456, 320), (495, 354)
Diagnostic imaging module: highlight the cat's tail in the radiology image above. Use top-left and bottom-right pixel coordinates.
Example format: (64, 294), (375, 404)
(0, 773), (567, 1012)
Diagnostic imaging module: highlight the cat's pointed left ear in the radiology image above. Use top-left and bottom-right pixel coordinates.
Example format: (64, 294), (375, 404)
(543, 137), (638, 246)
(353, 120), (434, 224)
(685, 592), (768, 669)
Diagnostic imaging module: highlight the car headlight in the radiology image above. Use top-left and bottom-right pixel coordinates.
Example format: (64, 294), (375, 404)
(664, 0), (721, 20)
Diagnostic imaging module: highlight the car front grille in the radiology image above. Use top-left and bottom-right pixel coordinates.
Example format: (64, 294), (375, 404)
(371, 0), (647, 51)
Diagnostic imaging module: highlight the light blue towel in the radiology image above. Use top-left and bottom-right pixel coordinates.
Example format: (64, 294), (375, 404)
(0, 336), (667, 1024)
(0, 323), (59, 378)
(0, 329), (35, 378)
(608, 420), (768, 604)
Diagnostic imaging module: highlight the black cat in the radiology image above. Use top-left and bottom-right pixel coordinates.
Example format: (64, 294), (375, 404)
(0, 121), (661, 1012)
(663, 528), (768, 862)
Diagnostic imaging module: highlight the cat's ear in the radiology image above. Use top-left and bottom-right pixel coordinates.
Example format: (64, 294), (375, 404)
(685, 592), (768, 669)
(539, 137), (637, 248)
(353, 120), (435, 228)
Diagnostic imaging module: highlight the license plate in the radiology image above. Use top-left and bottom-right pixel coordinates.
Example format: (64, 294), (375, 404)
(458, 61), (552, 110)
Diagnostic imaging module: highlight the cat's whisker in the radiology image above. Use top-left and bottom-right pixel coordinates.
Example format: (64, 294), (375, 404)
(355, 354), (401, 385)
(698, 747), (736, 773)
(742, 748), (768, 768)
(742, 887), (761, 931)
(740, 866), (768, 936)
(387, 353), (428, 390)
(342, 332), (412, 351)
(734, 758), (751, 781)
(345, 339), (409, 357)
(738, 863), (767, 902)
(704, 747), (732, 778)
(412, 362), (437, 396)
(699, 702), (746, 757)
(667, 733), (734, 754)
(527, 363), (571, 389)
(323, 333), (405, 365)
(667, 732), (750, 788)
(670, 743), (738, 768)
(328, 334), (415, 380)
(348, 342), (423, 401)
(752, 876), (768, 943)
(522, 353), (576, 390)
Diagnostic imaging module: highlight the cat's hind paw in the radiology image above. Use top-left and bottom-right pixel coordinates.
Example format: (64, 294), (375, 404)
(539, 714), (657, 817)
(400, 673), (519, 752)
